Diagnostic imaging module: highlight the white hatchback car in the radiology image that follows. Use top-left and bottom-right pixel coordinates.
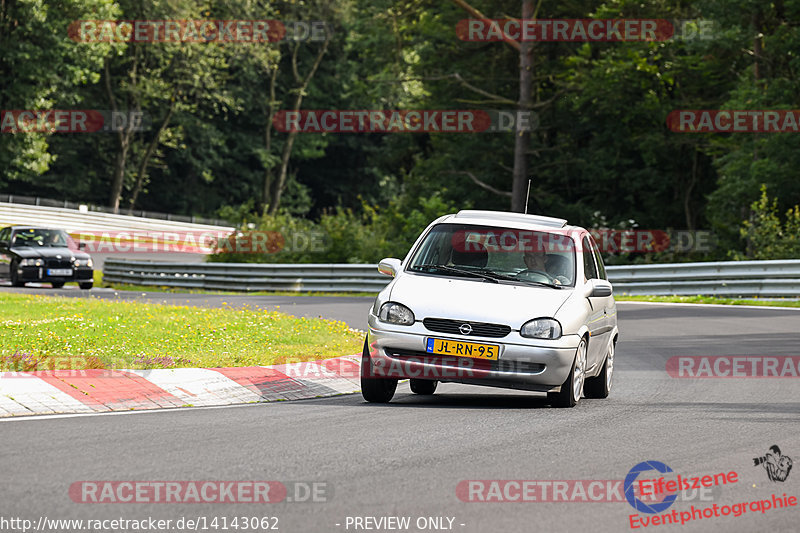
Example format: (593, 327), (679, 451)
(361, 210), (618, 407)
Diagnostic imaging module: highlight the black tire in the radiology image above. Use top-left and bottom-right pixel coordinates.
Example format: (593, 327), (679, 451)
(10, 261), (24, 287)
(410, 379), (437, 395)
(360, 339), (397, 403)
(547, 337), (587, 408)
(51, 281), (65, 289)
(585, 340), (614, 399)
(78, 282), (93, 290)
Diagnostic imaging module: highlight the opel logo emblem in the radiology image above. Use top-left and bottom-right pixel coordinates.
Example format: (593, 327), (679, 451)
(56, 255), (62, 259)
(459, 323), (473, 335)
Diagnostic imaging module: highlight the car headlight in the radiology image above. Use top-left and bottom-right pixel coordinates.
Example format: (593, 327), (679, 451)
(73, 258), (93, 268)
(19, 259), (43, 267)
(520, 318), (562, 339)
(378, 302), (415, 326)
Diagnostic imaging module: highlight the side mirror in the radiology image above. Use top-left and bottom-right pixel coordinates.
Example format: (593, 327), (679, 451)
(584, 279), (613, 298)
(0, 240), (7, 249)
(377, 258), (402, 277)
(78, 242), (86, 250)
(589, 279), (614, 298)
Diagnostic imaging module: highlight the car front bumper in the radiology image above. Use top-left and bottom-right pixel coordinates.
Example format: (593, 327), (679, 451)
(365, 313), (581, 393)
(17, 266), (93, 283)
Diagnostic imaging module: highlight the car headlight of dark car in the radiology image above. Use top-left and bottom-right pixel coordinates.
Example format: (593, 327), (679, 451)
(19, 258), (44, 267)
(378, 302), (415, 325)
(520, 318), (562, 339)
(72, 258), (93, 268)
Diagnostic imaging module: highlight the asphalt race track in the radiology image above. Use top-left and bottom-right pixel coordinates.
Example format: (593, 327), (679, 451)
(1, 290), (799, 533)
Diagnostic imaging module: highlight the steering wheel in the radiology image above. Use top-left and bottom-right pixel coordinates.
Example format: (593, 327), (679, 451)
(516, 269), (554, 282)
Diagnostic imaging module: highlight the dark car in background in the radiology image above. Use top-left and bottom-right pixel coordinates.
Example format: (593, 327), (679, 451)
(0, 226), (94, 289)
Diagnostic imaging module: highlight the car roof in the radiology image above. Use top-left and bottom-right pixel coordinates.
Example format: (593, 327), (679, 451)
(3, 226), (66, 232)
(439, 210), (584, 233)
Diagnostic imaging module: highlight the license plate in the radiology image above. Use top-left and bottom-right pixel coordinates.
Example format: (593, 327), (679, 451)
(425, 338), (499, 360)
(47, 269), (72, 276)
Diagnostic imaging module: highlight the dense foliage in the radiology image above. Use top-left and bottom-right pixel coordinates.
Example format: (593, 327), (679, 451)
(2, 0), (799, 262)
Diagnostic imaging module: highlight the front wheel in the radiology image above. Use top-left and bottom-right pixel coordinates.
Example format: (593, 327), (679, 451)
(410, 379), (437, 395)
(10, 261), (24, 287)
(585, 340), (614, 399)
(548, 337), (587, 408)
(78, 282), (93, 290)
(360, 339), (397, 403)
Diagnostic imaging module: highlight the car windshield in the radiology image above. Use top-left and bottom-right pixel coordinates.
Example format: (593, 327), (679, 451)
(12, 229), (72, 248)
(407, 223), (577, 287)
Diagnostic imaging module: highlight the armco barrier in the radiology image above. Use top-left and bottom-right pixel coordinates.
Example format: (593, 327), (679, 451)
(0, 201), (233, 235)
(102, 259), (800, 297)
(103, 260), (389, 292)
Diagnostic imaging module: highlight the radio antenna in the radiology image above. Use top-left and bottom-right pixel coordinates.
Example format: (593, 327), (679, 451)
(524, 179), (532, 214)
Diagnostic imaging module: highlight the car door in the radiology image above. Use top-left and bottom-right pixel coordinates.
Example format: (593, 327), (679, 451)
(590, 235), (616, 338)
(0, 227), (11, 278)
(581, 235), (608, 370)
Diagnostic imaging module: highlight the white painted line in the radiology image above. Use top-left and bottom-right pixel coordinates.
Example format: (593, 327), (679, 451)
(616, 300), (800, 311)
(0, 391), (360, 423)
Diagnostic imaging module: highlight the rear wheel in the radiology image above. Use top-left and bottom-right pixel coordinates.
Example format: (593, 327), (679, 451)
(585, 340), (614, 399)
(78, 282), (93, 290)
(410, 379), (437, 395)
(10, 261), (24, 287)
(548, 337), (587, 408)
(360, 339), (397, 403)
(51, 281), (65, 289)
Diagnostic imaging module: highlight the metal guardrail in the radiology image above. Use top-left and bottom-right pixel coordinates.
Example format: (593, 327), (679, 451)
(606, 260), (800, 297)
(103, 258), (800, 296)
(0, 194), (230, 227)
(0, 201), (234, 235)
(103, 260), (389, 292)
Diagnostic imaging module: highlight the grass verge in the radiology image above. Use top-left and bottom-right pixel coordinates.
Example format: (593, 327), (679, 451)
(616, 294), (800, 308)
(0, 292), (364, 370)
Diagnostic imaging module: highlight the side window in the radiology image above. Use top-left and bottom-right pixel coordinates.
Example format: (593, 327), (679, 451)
(590, 238), (607, 280)
(0, 228), (8, 243)
(582, 236), (598, 280)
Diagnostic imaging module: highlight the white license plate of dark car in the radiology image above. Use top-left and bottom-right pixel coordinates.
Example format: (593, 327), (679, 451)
(47, 269), (73, 276)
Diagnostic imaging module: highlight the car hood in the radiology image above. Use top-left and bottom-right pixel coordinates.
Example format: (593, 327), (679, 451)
(10, 246), (89, 260)
(389, 272), (573, 326)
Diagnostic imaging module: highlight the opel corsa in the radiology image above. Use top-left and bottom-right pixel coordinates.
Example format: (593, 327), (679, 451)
(361, 210), (618, 407)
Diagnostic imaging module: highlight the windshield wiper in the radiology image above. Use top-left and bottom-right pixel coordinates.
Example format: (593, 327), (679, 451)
(413, 264), (498, 283)
(473, 268), (565, 289)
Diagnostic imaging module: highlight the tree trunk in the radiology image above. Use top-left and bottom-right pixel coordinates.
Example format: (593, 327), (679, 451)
(511, 0), (534, 213)
(262, 65), (279, 215)
(105, 55), (138, 213)
(266, 36), (330, 215)
(129, 99), (175, 210)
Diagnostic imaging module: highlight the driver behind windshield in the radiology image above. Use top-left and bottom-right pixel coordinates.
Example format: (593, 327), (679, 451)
(522, 247), (571, 285)
(44, 231), (66, 247)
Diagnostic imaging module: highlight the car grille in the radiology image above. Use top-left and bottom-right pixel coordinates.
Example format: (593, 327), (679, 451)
(423, 318), (511, 338)
(45, 259), (72, 269)
(385, 349), (545, 374)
